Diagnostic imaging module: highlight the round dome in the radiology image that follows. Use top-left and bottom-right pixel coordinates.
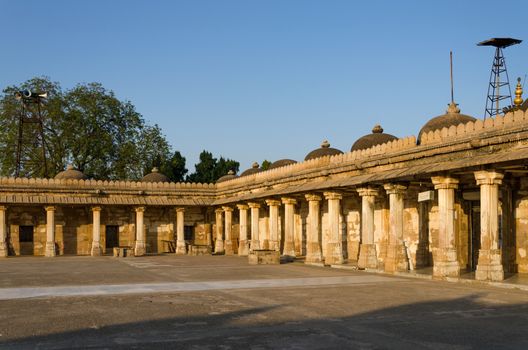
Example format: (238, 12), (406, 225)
(54, 165), (88, 180)
(240, 162), (261, 177)
(217, 170), (238, 183)
(418, 102), (476, 144)
(351, 124), (398, 151)
(269, 159), (297, 169)
(304, 140), (343, 161)
(141, 167), (170, 183)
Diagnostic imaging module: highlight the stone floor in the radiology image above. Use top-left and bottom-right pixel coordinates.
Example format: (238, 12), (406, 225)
(1, 255), (528, 349)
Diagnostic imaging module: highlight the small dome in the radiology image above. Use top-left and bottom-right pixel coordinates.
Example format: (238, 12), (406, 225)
(351, 124), (398, 151)
(240, 162), (261, 177)
(54, 164), (88, 180)
(269, 159), (297, 169)
(217, 170), (238, 183)
(141, 167), (170, 183)
(418, 102), (477, 144)
(304, 140), (343, 161)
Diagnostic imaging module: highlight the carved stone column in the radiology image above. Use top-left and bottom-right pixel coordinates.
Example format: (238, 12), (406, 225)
(134, 206), (146, 256)
(175, 208), (187, 255)
(0, 206), (7, 257)
(281, 197), (297, 257)
(475, 171), (504, 281)
(44, 206), (56, 257)
(323, 191), (345, 265)
(266, 199), (281, 251)
(383, 184), (408, 272)
(214, 208), (224, 254)
(237, 204), (249, 256)
(223, 206), (235, 255)
(357, 187), (379, 269)
(431, 176), (460, 277)
(248, 202), (261, 250)
(91, 207), (102, 256)
(305, 194), (323, 264)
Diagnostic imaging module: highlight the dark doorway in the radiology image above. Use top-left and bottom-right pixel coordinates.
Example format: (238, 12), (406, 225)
(19, 225), (34, 255)
(469, 204), (481, 271)
(105, 225), (119, 250)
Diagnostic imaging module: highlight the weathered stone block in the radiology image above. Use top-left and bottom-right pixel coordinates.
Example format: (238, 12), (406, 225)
(189, 245), (212, 256)
(248, 249), (280, 265)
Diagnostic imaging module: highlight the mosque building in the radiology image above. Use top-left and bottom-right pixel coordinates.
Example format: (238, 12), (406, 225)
(1, 81), (528, 282)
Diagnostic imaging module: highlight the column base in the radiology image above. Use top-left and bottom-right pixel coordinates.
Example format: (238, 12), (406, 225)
(250, 240), (260, 251)
(347, 240), (360, 262)
(134, 241), (146, 256)
(175, 240), (187, 255)
(45, 242), (56, 257)
(325, 242), (344, 265)
(305, 242), (323, 264)
(225, 240), (235, 255)
(214, 240), (225, 254)
(283, 241), (296, 257)
(432, 248), (460, 278)
(261, 239), (270, 250)
(0, 242), (8, 257)
(358, 243), (378, 269)
(238, 240), (249, 256)
(384, 243), (408, 273)
(90, 243), (102, 257)
(476, 249), (504, 281)
(268, 240), (280, 252)
(415, 242), (431, 269)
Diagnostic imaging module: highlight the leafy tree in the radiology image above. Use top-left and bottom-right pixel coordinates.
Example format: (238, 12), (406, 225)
(161, 151), (188, 182)
(261, 160), (272, 171)
(187, 150), (239, 183)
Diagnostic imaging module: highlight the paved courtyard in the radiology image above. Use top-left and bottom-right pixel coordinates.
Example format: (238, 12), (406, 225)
(1, 256), (528, 349)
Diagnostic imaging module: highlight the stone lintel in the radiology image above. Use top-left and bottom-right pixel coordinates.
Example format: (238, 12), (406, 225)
(474, 171), (504, 186)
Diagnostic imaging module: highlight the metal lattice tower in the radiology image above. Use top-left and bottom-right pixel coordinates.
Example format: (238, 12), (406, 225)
(478, 37), (522, 118)
(14, 91), (49, 178)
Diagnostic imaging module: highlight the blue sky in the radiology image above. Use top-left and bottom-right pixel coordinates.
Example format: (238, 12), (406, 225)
(1, 0), (527, 173)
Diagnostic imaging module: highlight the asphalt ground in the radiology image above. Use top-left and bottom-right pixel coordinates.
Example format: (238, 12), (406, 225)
(1, 255), (528, 349)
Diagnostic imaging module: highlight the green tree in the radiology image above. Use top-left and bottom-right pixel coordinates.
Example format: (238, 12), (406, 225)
(261, 160), (272, 171)
(161, 151), (188, 182)
(187, 151), (239, 183)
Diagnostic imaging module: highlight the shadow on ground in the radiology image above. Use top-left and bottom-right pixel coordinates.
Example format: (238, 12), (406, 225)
(2, 294), (528, 349)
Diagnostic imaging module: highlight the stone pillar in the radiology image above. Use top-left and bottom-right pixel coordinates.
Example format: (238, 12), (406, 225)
(475, 171), (505, 281)
(90, 207), (102, 256)
(357, 187), (379, 269)
(214, 208), (224, 254)
(323, 192), (345, 265)
(0, 206), (7, 257)
(45, 206), (56, 257)
(134, 206), (146, 256)
(175, 208), (187, 255)
(281, 197), (297, 257)
(305, 194), (323, 264)
(383, 184), (409, 272)
(431, 176), (460, 277)
(266, 199), (281, 251)
(248, 202), (261, 250)
(223, 206), (235, 255)
(237, 204), (249, 256)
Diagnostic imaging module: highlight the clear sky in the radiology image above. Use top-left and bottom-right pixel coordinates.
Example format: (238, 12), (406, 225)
(1, 0), (527, 173)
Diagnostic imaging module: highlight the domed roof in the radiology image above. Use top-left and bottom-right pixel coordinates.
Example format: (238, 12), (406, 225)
(217, 170), (238, 183)
(141, 167), (170, 183)
(351, 124), (398, 151)
(269, 159), (297, 169)
(304, 140), (343, 161)
(54, 165), (88, 180)
(418, 102), (476, 144)
(240, 162), (261, 177)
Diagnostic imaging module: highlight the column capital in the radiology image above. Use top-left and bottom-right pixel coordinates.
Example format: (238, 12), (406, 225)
(134, 206), (146, 213)
(248, 202), (261, 209)
(323, 191), (342, 200)
(44, 206), (56, 212)
(0, 205), (7, 211)
(357, 187), (380, 197)
(265, 199), (281, 207)
(431, 176), (459, 190)
(305, 193), (322, 202)
(383, 183), (407, 195)
(91, 206), (102, 212)
(176, 207), (186, 213)
(474, 170), (504, 186)
(222, 206), (234, 212)
(215, 207), (224, 214)
(281, 197), (297, 205)
(236, 204), (249, 210)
